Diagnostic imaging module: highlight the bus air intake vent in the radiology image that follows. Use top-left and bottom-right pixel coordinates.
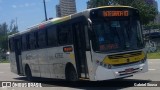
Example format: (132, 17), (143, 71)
(108, 51), (142, 59)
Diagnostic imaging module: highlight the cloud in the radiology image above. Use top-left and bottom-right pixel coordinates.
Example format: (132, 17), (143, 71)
(12, 5), (17, 8)
(25, 3), (29, 7)
(12, 3), (37, 9)
(19, 4), (24, 8)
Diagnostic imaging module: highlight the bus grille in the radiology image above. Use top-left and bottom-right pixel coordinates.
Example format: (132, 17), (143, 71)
(108, 51), (142, 59)
(118, 68), (140, 76)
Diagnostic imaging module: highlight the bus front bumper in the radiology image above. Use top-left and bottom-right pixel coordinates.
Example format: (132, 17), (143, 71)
(95, 61), (148, 81)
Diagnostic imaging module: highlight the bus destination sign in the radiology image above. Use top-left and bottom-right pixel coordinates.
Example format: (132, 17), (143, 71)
(103, 11), (129, 17)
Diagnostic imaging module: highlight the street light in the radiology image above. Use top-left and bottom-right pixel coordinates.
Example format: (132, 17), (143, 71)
(43, 0), (48, 21)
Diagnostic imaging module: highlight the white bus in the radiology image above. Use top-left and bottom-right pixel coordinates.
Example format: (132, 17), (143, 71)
(8, 6), (148, 81)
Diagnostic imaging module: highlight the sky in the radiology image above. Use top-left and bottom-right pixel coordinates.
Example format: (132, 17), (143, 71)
(0, 0), (88, 31)
(0, 0), (159, 31)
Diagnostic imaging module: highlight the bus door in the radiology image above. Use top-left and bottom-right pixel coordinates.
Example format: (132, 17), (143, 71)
(72, 20), (89, 79)
(14, 36), (23, 75)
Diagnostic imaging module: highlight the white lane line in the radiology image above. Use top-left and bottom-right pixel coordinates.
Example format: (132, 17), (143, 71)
(0, 72), (4, 73)
(149, 69), (156, 71)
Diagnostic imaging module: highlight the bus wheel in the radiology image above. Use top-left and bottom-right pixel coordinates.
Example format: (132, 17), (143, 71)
(25, 66), (33, 81)
(66, 66), (78, 81)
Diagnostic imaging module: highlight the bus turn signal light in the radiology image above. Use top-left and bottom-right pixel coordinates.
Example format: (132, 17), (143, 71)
(63, 46), (73, 52)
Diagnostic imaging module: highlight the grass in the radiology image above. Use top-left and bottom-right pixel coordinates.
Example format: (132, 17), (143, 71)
(0, 59), (9, 63)
(147, 51), (160, 59)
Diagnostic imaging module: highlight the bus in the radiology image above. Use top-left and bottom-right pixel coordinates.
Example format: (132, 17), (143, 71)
(8, 6), (148, 81)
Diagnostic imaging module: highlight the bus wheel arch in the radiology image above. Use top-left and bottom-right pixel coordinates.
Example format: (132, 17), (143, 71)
(25, 64), (33, 81)
(65, 63), (78, 81)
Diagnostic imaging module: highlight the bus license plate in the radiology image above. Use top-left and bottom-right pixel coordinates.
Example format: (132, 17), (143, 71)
(125, 68), (134, 73)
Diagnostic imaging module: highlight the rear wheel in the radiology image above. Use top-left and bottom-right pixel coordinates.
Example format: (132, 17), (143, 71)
(66, 66), (78, 81)
(25, 66), (33, 81)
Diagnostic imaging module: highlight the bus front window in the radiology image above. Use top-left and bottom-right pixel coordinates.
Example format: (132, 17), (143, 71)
(91, 17), (144, 53)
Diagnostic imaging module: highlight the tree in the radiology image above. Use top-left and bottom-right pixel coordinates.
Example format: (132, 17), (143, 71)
(0, 20), (18, 53)
(115, 0), (158, 24)
(87, 0), (158, 25)
(88, 0), (111, 8)
(0, 23), (8, 51)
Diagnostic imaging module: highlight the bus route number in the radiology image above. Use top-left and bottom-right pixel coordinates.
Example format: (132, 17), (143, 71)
(55, 53), (63, 58)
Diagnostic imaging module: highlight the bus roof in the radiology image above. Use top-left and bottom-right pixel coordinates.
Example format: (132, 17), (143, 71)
(97, 5), (134, 9)
(8, 5), (136, 38)
(8, 15), (71, 38)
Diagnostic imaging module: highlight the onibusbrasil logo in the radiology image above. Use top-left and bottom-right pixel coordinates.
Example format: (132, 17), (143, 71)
(1, 82), (42, 88)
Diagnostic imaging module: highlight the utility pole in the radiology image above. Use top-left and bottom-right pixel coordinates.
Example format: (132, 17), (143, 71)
(43, 0), (48, 21)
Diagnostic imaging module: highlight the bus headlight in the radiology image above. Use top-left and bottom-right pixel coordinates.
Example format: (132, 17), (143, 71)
(96, 60), (112, 69)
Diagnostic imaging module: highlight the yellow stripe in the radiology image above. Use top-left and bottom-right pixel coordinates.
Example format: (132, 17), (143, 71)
(52, 16), (70, 24)
(97, 5), (133, 8)
(103, 52), (145, 65)
(69, 53), (75, 60)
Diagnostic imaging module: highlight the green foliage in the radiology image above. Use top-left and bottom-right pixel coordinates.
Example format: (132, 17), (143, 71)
(145, 23), (160, 29)
(147, 51), (160, 59)
(88, 0), (112, 7)
(0, 20), (18, 52)
(88, 0), (158, 25)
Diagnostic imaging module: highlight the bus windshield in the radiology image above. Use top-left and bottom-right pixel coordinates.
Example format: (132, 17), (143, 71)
(91, 17), (144, 53)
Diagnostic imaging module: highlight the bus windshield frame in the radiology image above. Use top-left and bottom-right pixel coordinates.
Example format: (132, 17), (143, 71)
(90, 8), (144, 53)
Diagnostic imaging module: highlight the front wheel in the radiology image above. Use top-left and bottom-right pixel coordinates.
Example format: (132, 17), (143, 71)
(66, 66), (78, 81)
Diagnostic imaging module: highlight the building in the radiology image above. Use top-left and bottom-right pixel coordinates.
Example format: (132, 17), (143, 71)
(56, 5), (61, 17)
(56, 0), (77, 17)
(155, 12), (160, 24)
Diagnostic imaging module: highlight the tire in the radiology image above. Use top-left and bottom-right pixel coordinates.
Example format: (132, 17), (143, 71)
(25, 66), (33, 81)
(66, 66), (78, 81)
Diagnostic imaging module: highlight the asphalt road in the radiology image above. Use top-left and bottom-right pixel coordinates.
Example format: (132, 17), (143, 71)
(0, 59), (160, 90)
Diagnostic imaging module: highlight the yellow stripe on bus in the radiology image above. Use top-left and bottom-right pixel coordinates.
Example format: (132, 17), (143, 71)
(52, 16), (70, 24)
(97, 6), (133, 9)
(69, 53), (75, 60)
(102, 52), (145, 65)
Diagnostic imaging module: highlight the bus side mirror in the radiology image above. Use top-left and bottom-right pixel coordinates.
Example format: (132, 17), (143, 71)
(88, 18), (92, 31)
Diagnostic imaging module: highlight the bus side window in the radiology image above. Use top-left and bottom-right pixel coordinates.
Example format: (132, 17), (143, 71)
(47, 26), (58, 47)
(8, 38), (11, 52)
(29, 32), (37, 49)
(38, 29), (47, 48)
(9, 38), (15, 52)
(26, 34), (30, 50)
(58, 25), (72, 45)
(22, 35), (27, 51)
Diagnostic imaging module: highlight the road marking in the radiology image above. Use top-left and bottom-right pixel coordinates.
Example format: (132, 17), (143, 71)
(149, 69), (156, 71)
(0, 72), (4, 73)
